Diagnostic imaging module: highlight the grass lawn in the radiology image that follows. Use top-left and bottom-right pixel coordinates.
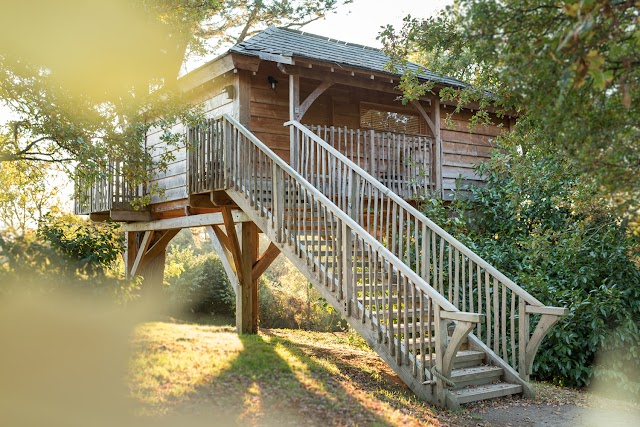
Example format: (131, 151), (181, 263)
(129, 319), (639, 427)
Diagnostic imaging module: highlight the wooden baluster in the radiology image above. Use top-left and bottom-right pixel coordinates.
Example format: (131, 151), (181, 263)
(511, 291), (516, 367)
(419, 290), (426, 381)
(493, 277), (500, 354)
(404, 276), (410, 366)
(502, 284), (508, 361)
(431, 228), (437, 292)
(342, 219), (352, 314)
(454, 249), (460, 309)
(409, 280), (417, 373)
(518, 299), (529, 379)
(461, 256), (466, 312)
(469, 259), (474, 315)
(477, 264), (483, 338)
(421, 223), (428, 281)
(439, 237), (445, 295)
(331, 211), (337, 293)
(485, 271), (491, 348)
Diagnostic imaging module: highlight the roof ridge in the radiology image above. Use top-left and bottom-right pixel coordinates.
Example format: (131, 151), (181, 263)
(271, 26), (381, 53)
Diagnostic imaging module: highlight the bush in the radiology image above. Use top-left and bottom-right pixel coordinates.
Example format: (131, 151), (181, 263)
(164, 247), (235, 316)
(422, 141), (640, 393)
(259, 254), (346, 331)
(0, 214), (137, 302)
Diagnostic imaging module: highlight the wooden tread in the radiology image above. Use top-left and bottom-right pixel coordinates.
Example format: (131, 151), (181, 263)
(450, 383), (523, 404)
(451, 365), (503, 389)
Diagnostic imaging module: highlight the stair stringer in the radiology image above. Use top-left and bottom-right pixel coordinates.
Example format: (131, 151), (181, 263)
(224, 188), (438, 404)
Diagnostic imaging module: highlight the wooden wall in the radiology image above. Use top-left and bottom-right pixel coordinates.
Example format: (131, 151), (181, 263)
(147, 73), (235, 204)
(144, 59), (508, 208)
(440, 108), (508, 198)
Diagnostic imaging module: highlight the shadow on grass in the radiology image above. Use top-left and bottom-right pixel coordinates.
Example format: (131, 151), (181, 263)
(158, 326), (401, 426)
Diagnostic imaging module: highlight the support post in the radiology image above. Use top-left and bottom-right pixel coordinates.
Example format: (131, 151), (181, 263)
(289, 74), (300, 168)
(237, 221), (260, 334)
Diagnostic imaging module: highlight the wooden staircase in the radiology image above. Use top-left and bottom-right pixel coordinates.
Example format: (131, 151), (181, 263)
(187, 115), (568, 408)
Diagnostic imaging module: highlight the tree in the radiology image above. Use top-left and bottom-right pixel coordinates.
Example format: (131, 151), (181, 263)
(197, 0), (353, 52)
(0, 155), (63, 238)
(0, 0), (351, 207)
(380, 0), (640, 212)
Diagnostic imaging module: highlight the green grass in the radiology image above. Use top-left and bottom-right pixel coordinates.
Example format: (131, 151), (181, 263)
(129, 319), (640, 426)
(130, 320), (446, 426)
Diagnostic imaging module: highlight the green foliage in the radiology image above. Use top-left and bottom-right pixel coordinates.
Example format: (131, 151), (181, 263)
(201, 1), (353, 51)
(259, 254), (346, 331)
(0, 159), (63, 237)
(421, 140), (640, 392)
(164, 247), (235, 316)
(38, 214), (123, 276)
(380, 0), (640, 212)
(0, 214), (137, 301)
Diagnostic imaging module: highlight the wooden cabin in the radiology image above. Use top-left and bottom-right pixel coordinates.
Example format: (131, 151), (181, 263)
(75, 27), (566, 409)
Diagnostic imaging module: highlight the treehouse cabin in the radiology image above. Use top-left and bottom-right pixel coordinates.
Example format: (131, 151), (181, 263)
(75, 27), (566, 409)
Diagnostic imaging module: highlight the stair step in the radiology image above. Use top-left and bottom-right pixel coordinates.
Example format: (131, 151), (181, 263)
(451, 365), (504, 389)
(453, 350), (485, 368)
(450, 383), (523, 404)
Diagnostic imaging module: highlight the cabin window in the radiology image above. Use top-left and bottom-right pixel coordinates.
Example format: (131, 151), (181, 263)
(359, 102), (425, 134)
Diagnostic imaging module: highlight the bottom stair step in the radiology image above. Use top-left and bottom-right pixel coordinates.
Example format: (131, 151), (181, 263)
(451, 383), (523, 404)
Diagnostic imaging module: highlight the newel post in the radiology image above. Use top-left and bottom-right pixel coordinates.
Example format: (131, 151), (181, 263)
(518, 300), (530, 380)
(433, 304), (448, 407)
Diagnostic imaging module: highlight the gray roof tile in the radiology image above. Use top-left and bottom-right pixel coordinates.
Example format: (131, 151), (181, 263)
(230, 26), (465, 88)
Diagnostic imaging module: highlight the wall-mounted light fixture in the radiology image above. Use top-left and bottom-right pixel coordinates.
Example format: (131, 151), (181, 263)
(267, 76), (278, 92)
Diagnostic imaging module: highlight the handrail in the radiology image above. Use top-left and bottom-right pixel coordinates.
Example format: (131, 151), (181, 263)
(226, 115), (468, 315)
(286, 119), (546, 307)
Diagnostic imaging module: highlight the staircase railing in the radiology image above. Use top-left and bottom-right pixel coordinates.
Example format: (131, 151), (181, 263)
(218, 114), (482, 403)
(286, 120), (567, 382)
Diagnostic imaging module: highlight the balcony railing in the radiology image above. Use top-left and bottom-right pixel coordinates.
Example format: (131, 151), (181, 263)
(74, 161), (143, 215)
(307, 125), (434, 199)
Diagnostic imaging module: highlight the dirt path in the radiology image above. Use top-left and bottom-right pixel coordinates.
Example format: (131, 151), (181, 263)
(472, 403), (640, 427)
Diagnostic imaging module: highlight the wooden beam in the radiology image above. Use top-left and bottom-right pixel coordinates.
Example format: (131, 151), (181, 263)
(279, 64), (433, 103)
(178, 54), (235, 93)
(252, 242), (281, 281)
(206, 226), (239, 293)
(289, 74), (300, 169)
(188, 194), (215, 209)
(431, 97), (442, 193)
(109, 209), (152, 222)
(221, 207), (244, 284)
(130, 231), (153, 277)
(124, 232), (138, 280)
(121, 210), (250, 232)
(236, 69), (251, 126)
(410, 100), (437, 137)
(297, 80), (333, 120)
(212, 224), (232, 254)
(231, 54), (262, 72)
(137, 229), (180, 273)
(239, 221), (259, 334)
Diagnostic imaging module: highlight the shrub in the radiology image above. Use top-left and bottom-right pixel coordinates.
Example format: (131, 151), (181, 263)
(259, 254), (345, 331)
(421, 141), (640, 393)
(0, 214), (137, 301)
(164, 247), (235, 316)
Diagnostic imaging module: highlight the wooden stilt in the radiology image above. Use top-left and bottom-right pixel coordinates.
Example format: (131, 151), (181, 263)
(239, 221), (259, 334)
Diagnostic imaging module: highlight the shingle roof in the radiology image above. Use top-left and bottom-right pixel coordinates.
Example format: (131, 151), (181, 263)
(230, 26), (465, 88)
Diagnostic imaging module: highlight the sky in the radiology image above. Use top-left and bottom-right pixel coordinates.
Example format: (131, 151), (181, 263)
(184, 0), (452, 72)
(303, 0), (451, 48)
